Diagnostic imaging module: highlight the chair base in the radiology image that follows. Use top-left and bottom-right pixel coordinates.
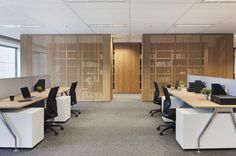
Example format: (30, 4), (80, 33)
(45, 122), (64, 135)
(157, 123), (175, 136)
(149, 109), (161, 117)
(71, 110), (81, 117)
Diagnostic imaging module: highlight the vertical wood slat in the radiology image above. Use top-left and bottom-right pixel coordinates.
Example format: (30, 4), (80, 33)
(113, 43), (141, 93)
(20, 34), (112, 101)
(20, 35), (33, 77)
(142, 34), (233, 101)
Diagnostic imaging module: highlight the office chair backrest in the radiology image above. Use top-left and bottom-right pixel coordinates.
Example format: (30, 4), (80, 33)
(153, 81), (161, 104)
(211, 83), (227, 95)
(153, 81), (160, 97)
(69, 82), (78, 105)
(162, 87), (171, 115)
(46, 86), (60, 116)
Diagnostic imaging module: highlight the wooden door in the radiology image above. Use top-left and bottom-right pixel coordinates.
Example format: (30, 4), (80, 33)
(113, 43), (141, 93)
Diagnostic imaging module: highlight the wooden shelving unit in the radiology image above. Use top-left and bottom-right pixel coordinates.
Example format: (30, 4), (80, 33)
(142, 34), (233, 101)
(21, 34), (112, 101)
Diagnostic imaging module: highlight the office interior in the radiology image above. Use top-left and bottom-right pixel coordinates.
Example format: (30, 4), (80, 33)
(1, 0), (236, 156)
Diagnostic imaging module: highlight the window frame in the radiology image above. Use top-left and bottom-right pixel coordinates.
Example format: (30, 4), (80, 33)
(0, 44), (18, 78)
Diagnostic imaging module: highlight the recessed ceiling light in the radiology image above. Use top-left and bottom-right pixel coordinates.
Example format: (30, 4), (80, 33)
(201, 0), (236, 3)
(89, 24), (127, 28)
(68, 0), (126, 3)
(175, 24), (213, 27)
(1, 25), (41, 28)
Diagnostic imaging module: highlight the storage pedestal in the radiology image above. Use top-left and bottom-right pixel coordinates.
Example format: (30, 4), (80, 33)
(176, 108), (236, 149)
(0, 108), (44, 148)
(54, 96), (71, 122)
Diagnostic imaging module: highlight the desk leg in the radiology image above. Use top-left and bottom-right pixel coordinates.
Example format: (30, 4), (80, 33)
(197, 109), (217, 153)
(197, 108), (236, 153)
(0, 111), (18, 152)
(230, 109), (236, 129)
(64, 91), (68, 96)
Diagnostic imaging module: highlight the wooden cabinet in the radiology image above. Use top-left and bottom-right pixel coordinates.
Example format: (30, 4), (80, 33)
(142, 34), (233, 101)
(21, 34), (112, 101)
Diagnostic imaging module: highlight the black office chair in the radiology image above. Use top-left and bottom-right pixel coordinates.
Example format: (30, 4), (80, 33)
(44, 86), (64, 135)
(149, 81), (162, 117)
(157, 87), (176, 136)
(70, 82), (81, 117)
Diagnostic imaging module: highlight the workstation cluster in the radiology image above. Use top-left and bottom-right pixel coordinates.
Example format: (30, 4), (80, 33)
(0, 75), (80, 151)
(150, 75), (236, 152)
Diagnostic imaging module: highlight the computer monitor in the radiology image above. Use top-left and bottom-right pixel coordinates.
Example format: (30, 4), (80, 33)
(20, 87), (32, 98)
(175, 80), (179, 89)
(194, 80), (205, 93)
(187, 82), (195, 92)
(211, 83), (227, 95)
(34, 79), (45, 91)
(189, 82), (195, 89)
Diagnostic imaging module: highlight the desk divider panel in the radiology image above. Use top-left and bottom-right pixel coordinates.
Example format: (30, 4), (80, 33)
(0, 75), (50, 99)
(187, 75), (236, 96)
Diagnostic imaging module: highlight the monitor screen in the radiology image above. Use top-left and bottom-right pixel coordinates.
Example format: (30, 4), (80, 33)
(194, 80), (205, 93)
(175, 81), (179, 89)
(20, 87), (31, 98)
(34, 79), (45, 91)
(211, 83), (227, 95)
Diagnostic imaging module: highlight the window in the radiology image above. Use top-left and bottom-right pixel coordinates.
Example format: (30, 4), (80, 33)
(0, 45), (18, 78)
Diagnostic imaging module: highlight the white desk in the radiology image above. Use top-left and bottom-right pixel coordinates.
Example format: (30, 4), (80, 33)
(0, 108), (44, 148)
(0, 87), (69, 151)
(169, 88), (236, 152)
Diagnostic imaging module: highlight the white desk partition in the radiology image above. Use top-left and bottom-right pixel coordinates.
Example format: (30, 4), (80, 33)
(187, 75), (236, 96)
(0, 75), (50, 99)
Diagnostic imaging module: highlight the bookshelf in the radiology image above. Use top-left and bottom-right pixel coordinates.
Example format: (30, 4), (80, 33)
(21, 34), (112, 101)
(142, 34), (233, 101)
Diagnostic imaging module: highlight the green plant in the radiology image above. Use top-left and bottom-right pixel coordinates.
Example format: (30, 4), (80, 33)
(201, 88), (211, 95)
(37, 86), (43, 92)
(179, 81), (186, 87)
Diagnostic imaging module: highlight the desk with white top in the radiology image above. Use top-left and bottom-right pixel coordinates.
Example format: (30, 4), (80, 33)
(168, 88), (236, 152)
(0, 87), (69, 151)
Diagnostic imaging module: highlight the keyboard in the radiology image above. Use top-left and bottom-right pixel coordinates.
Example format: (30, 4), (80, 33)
(17, 96), (41, 102)
(17, 99), (32, 102)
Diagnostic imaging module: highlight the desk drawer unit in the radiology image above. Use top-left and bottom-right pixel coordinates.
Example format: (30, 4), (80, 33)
(0, 108), (44, 148)
(54, 96), (71, 122)
(176, 108), (236, 149)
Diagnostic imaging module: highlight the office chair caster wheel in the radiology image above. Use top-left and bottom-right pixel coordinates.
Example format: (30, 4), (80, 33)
(55, 132), (58, 136)
(78, 112), (81, 114)
(61, 127), (64, 130)
(151, 114), (154, 117)
(157, 126), (160, 131)
(75, 114), (78, 117)
(159, 132), (163, 136)
(149, 111), (152, 114)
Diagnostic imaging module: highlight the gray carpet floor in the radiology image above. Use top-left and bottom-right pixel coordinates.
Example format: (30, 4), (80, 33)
(1, 94), (236, 156)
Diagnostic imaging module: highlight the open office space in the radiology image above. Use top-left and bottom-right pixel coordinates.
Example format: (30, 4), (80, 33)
(1, 0), (236, 156)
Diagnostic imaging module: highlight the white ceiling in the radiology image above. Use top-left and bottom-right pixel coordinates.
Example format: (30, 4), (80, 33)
(1, 0), (236, 39)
